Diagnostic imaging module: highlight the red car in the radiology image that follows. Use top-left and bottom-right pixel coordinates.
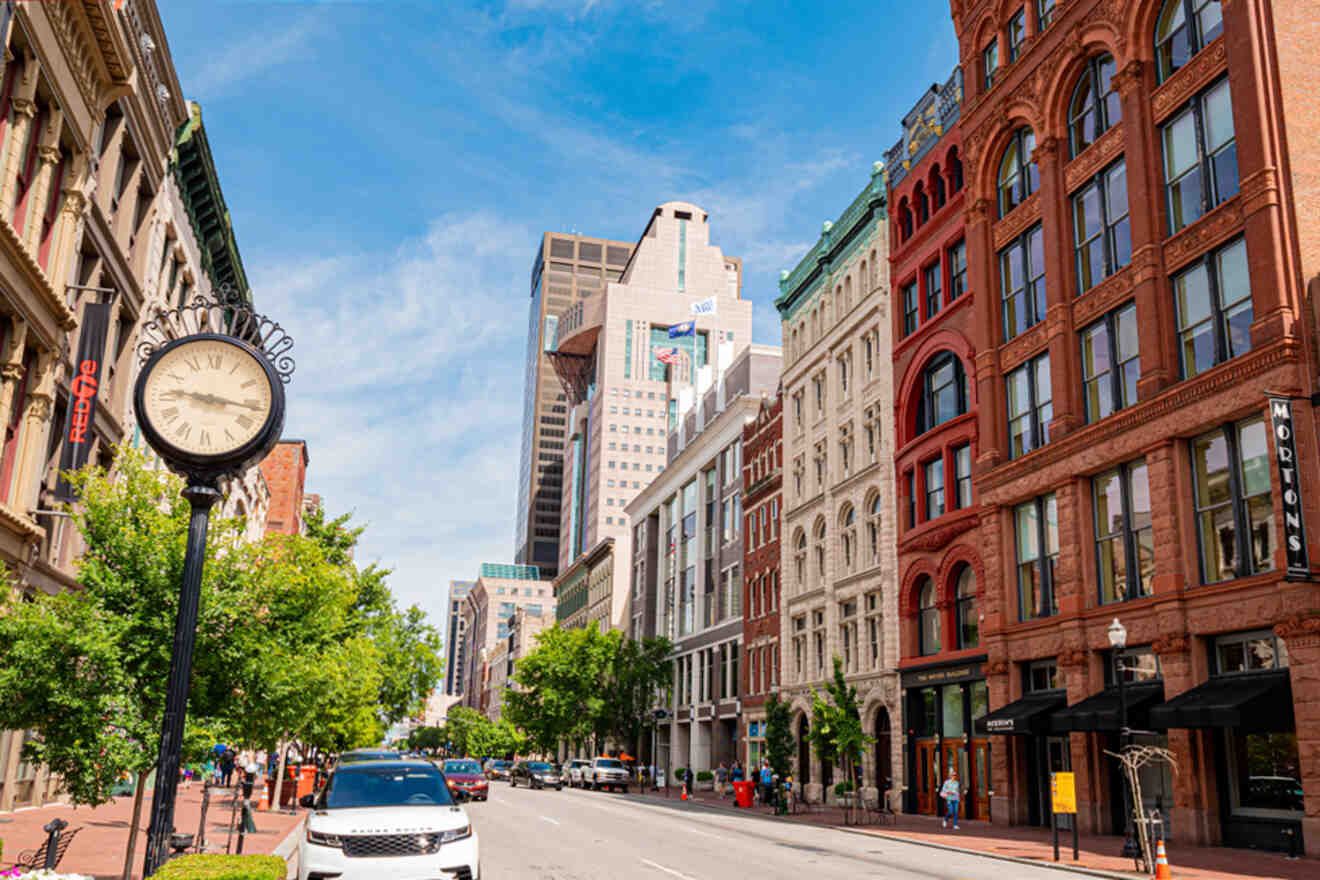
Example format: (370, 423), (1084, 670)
(442, 758), (489, 801)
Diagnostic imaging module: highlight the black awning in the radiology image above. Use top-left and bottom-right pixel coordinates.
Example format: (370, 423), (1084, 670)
(975, 691), (1066, 735)
(1050, 681), (1165, 733)
(1148, 670), (1294, 732)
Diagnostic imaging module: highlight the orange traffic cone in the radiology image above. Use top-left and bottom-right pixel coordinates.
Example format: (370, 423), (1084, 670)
(1153, 839), (1172, 880)
(681, 783), (688, 801)
(257, 781), (270, 811)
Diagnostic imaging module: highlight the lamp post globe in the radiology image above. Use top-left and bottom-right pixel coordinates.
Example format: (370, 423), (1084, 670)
(1107, 618), (1127, 650)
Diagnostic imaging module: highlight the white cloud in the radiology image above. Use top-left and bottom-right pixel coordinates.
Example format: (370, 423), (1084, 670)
(186, 14), (326, 99)
(250, 211), (536, 624)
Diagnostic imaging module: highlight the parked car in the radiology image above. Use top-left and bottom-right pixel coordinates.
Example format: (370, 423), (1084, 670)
(587, 757), (629, 792)
(298, 759), (479, 880)
(564, 759), (592, 788)
(484, 759), (514, 781)
(442, 759), (490, 802)
(511, 761), (563, 791)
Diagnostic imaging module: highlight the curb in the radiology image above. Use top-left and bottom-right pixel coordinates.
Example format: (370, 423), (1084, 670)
(636, 791), (1143, 880)
(272, 816), (303, 879)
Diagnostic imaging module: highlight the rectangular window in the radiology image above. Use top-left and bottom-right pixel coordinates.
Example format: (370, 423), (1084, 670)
(1214, 630), (1288, 675)
(1081, 302), (1140, 422)
(624, 320), (632, 378)
(903, 281), (919, 336)
(1000, 224), (1046, 341)
(1015, 493), (1059, 620)
(1008, 9), (1026, 62)
(678, 218), (687, 291)
(1193, 417), (1274, 583)
(907, 471), (917, 529)
(1074, 159), (1131, 293)
(924, 262), (942, 317)
(924, 457), (945, 521)
(983, 41), (999, 90)
(1027, 659), (1060, 692)
(948, 240), (967, 301)
(839, 355), (849, 394)
(953, 445), (972, 509)
(1175, 237), (1252, 379)
(1037, 0), (1056, 29)
(1094, 458), (1154, 604)
(1162, 78), (1238, 234)
(1006, 352), (1052, 458)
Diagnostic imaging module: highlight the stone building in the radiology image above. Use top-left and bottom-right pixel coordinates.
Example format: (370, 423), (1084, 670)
(553, 536), (613, 630)
(0, 1), (260, 808)
(740, 390), (782, 770)
(260, 439), (309, 536)
(626, 344), (781, 773)
(461, 563), (553, 711)
(951, 0), (1320, 855)
(884, 70), (988, 820)
(548, 202), (751, 634)
(775, 163), (899, 806)
(445, 579), (474, 697)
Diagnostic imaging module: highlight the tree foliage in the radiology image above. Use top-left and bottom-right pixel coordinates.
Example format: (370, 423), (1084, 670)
(763, 692), (795, 782)
(808, 656), (873, 799)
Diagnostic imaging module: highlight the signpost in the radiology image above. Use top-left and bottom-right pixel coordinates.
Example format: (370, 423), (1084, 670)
(1050, 771), (1078, 862)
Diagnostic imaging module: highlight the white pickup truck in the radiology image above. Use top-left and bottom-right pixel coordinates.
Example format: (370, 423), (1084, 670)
(587, 757), (630, 793)
(564, 759), (592, 788)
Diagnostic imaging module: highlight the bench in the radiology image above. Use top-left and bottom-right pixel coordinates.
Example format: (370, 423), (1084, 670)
(3, 823), (82, 871)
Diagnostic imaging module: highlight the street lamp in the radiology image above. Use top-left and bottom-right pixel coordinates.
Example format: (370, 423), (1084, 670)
(1107, 618), (1141, 865)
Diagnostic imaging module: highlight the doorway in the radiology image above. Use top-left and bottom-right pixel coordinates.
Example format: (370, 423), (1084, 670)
(796, 715), (810, 785)
(915, 740), (938, 814)
(874, 709), (893, 797)
(969, 739), (991, 820)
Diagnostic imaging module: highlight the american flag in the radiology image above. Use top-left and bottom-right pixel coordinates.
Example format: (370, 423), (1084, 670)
(654, 347), (680, 365)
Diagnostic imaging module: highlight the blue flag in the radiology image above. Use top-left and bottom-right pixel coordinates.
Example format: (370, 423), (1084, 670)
(668, 320), (695, 338)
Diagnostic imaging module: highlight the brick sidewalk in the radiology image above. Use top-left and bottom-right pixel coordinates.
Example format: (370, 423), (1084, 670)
(0, 784), (301, 879)
(637, 785), (1314, 880)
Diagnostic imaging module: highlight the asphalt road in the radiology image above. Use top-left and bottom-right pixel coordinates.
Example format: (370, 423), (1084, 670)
(470, 780), (1081, 880)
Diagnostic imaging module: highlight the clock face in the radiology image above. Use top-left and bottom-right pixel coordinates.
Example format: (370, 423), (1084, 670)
(140, 338), (274, 458)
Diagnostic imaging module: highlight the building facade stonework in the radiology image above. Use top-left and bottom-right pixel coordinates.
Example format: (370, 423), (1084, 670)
(776, 164), (899, 806)
(951, 0), (1320, 856)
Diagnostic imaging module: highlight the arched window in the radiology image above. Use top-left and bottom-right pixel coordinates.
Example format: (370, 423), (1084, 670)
(931, 165), (946, 210)
(859, 260), (868, 292)
(948, 148), (964, 193)
(955, 565), (979, 649)
(868, 495), (883, 565)
(997, 127), (1039, 217)
(844, 276), (852, 313)
(814, 519), (827, 580)
(915, 182), (929, 225)
(918, 577), (940, 656)
(916, 352), (968, 434)
(840, 506), (856, 571)
(1069, 54), (1121, 157)
(795, 531), (807, 589)
(1156, 0), (1223, 84)
(898, 199), (913, 240)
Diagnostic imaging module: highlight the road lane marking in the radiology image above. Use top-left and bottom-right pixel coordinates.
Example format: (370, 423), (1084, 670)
(540, 815), (561, 825)
(641, 858), (699, 880)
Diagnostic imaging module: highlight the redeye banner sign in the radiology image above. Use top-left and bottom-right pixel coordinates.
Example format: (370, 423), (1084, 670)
(1268, 396), (1311, 578)
(55, 302), (111, 501)
(690, 296), (717, 317)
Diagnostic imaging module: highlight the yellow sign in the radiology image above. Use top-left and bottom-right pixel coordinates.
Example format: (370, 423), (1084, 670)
(1051, 771), (1076, 814)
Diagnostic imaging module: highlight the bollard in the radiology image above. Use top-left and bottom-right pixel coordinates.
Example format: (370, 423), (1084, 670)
(42, 818), (68, 870)
(1284, 826), (1299, 860)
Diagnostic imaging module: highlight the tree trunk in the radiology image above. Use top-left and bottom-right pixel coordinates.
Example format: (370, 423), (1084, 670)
(122, 769), (148, 880)
(271, 738), (289, 812)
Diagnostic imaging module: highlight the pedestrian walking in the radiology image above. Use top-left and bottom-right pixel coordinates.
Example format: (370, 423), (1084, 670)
(221, 748), (235, 787)
(649, 762), (658, 790)
(939, 770), (963, 829)
(759, 760), (774, 806)
(715, 763), (728, 797)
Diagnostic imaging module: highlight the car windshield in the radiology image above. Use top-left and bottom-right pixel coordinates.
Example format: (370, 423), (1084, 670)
(444, 761), (482, 775)
(339, 750), (397, 764)
(324, 766), (455, 808)
(494, 760), (512, 768)
(596, 759), (624, 769)
(529, 762), (553, 771)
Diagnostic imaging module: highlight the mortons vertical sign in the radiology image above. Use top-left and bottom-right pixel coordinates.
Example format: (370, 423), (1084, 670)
(55, 302), (111, 501)
(1268, 396), (1311, 578)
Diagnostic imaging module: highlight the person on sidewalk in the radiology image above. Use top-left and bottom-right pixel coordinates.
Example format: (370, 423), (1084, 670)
(729, 761), (743, 799)
(715, 763), (728, 797)
(759, 760), (774, 807)
(939, 770), (963, 829)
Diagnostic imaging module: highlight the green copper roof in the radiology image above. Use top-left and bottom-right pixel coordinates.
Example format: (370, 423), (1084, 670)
(775, 163), (887, 320)
(480, 563), (541, 580)
(171, 102), (251, 305)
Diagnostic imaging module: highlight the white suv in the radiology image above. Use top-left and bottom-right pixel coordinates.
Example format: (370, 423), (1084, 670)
(564, 759), (592, 789)
(588, 757), (630, 792)
(299, 759), (479, 880)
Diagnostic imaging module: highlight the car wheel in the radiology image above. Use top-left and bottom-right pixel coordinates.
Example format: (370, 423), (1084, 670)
(622, 786), (629, 794)
(557, 785), (563, 791)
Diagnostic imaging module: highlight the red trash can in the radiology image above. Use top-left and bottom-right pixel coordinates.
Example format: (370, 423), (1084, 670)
(733, 780), (755, 808)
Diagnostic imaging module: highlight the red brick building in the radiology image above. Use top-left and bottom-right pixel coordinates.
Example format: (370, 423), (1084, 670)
(885, 70), (990, 821)
(951, 0), (1320, 855)
(259, 439), (309, 536)
(741, 392), (782, 769)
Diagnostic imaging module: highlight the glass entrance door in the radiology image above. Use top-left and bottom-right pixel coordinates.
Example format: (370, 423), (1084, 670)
(969, 739), (991, 820)
(915, 740), (938, 814)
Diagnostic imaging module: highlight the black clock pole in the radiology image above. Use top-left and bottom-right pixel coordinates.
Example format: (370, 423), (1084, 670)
(143, 480), (222, 876)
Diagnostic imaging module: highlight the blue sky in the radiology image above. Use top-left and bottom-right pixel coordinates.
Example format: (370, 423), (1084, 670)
(161, 0), (959, 631)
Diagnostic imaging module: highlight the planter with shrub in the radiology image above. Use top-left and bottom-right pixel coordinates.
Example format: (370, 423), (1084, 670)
(153, 854), (286, 880)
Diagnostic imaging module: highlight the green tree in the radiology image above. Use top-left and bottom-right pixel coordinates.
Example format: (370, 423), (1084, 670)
(602, 636), (672, 759)
(807, 657), (873, 817)
(504, 624), (614, 755)
(764, 692), (795, 781)
(443, 707), (487, 758)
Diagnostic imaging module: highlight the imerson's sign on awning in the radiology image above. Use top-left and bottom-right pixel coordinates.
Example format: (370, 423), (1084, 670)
(1267, 396), (1310, 578)
(55, 302), (111, 501)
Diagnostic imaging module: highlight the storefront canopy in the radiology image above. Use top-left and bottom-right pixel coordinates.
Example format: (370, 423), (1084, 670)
(1148, 670), (1293, 732)
(975, 690), (1066, 735)
(1050, 681), (1164, 733)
